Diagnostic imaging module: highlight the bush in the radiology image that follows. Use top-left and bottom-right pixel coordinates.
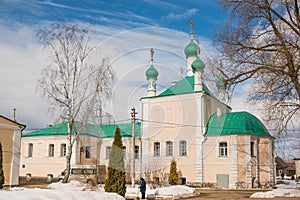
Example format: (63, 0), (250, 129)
(168, 159), (178, 185)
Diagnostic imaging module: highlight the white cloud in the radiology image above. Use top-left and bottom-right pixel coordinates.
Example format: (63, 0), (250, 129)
(162, 8), (198, 21)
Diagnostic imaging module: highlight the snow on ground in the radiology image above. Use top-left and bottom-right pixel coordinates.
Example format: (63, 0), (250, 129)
(0, 181), (196, 200)
(126, 185), (196, 199)
(250, 179), (300, 198)
(0, 181), (124, 200)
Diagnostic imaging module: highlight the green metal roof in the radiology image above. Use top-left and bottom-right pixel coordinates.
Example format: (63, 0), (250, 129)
(22, 122), (141, 138)
(205, 112), (271, 137)
(156, 76), (214, 97)
(100, 122), (141, 138)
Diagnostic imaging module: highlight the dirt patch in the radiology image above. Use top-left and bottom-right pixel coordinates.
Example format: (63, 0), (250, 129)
(184, 189), (299, 200)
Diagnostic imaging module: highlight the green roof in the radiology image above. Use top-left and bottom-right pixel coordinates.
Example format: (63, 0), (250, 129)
(205, 112), (271, 137)
(156, 76), (214, 97)
(22, 122), (141, 138)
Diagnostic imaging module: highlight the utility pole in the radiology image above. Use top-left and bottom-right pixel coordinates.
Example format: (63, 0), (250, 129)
(131, 107), (137, 187)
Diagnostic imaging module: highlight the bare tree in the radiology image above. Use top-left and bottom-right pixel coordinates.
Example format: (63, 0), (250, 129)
(215, 0), (300, 133)
(37, 22), (115, 183)
(143, 162), (166, 188)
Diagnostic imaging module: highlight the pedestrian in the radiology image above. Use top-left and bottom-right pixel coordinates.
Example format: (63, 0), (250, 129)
(139, 177), (146, 199)
(281, 172), (284, 179)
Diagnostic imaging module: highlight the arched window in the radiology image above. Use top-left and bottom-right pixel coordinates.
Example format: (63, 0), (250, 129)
(134, 145), (139, 159)
(153, 142), (160, 157)
(166, 141), (173, 157)
(60, 143), (66, 157)
(219, 142), (228, 157)
(179, 140), (187, 156)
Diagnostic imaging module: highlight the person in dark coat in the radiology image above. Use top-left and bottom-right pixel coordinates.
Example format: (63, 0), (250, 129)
(139, 177), (146, 199)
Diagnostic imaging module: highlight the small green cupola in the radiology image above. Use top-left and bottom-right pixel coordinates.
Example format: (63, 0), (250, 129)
(145, 48), (158, 80)
(146, 64), (158, 80)
(192, 57), (205, 72)
(146, 48), (158, 97)
(192, 39), (205, 92)
(184, 39), (199, 58)
(216, 75), (226, 91)
(184, 19), (200, 58)
(192, 46), (205, 72)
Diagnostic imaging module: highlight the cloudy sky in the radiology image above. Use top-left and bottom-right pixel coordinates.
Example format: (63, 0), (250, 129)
(1, 0), (234, 128)
(1, 0), (298, 158)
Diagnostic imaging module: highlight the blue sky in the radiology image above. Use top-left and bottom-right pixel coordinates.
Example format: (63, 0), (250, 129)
(0, 0), (224, 38)
(1, 0), (231, 128)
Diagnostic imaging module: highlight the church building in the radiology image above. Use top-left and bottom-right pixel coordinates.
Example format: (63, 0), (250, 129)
(140, 22), (275, 188)
(20, 21), (275, 189)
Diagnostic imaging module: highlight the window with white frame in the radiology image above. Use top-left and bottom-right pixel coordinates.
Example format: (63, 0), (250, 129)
(48, 144), (54, 157)
(179, 140), (187, 156)
(153, 142), (160, 157)
(219, 142), (228, 157)
(28, 143), (33, 157)
(166, 141), (173, 157)
(122, 146), (126, 159)
(134, 145), (139, 159)
(106, 146), (111, 159)
(60, 143), (66, 157)
(85, 146), (92, 159)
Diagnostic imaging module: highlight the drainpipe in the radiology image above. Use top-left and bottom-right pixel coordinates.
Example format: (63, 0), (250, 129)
(201, 93), (207, 186)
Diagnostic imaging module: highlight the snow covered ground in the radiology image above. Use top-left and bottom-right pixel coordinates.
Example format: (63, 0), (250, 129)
(1, 178), (299, 199)
(126, 184), (196, 199)
(0, 181), (125, 200)
(250, 179), (300, 198)
(0, 181), (196, 200)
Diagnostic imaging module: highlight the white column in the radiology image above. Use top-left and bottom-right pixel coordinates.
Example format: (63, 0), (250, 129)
(269, 139), (275, 185)
(147, 79), (156, 97)
(10, 128), (21, 186)
(187, 57), (196, 76)
(70, 139), (77, 167)
(230, 135), (238, 188)
(194, 71), (203, 92)
(141, 101), (149, 177)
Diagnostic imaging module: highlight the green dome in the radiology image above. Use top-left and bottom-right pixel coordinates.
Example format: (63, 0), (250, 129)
(184, 39), (199, 57)
(145, 65), (158, 80)
(192, 56), (205, 72)
(216, 76), (226, 90)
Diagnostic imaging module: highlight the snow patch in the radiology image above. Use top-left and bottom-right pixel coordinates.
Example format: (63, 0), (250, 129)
(0, 181), (125, 200)
(250, 180), (300, 198)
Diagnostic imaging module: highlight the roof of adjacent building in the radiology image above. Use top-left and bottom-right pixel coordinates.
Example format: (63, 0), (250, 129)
(0, 115), (26, 131)
(275, 156), (288, 168)
(22, 122), (141, 138)
(156, 76), (214, 98)
(205, 111), (271, 137)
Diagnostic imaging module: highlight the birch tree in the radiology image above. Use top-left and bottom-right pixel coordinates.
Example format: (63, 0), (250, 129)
(37, 23), (115, 183)
(215, 0), (300, 133)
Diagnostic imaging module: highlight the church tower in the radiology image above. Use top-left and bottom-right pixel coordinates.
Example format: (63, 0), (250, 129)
(184, 19), (199, 76)
(145, 48), (159, 97)
(192, 40), (205, 92)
